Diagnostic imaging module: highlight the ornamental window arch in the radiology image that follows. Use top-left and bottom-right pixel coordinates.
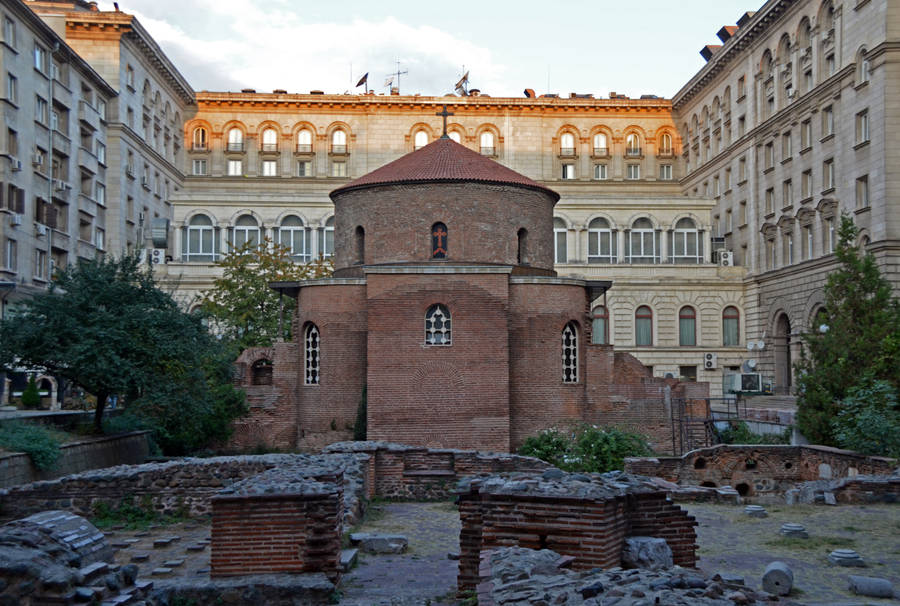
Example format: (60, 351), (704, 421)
(431, 222), (448, 259)
(425, 304), (452, 345)
(260, 124), (280, 152)
(658, 131), (674, 155)
(409, 123), (435, 150)
(304, 323), (320, 385)
(225, 124), (245, 152)
(476, 124), (500, 156)
(679, 305), (697, 346)
(590, 127), (612, 156)
(293, 122), (317, 152)
(326, 122), (352, 154)
(562, 321), (579, 383)
(182, 212), (218, 261)
(670, 216), (703, 264)
(278, 214), (310, 261)
(191, 125), (208, 150)
(723, 305), (741, 346)
(587, 216), (616, 263)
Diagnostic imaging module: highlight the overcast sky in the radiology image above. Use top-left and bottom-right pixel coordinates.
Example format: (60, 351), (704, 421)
(99, 0), (759, 99)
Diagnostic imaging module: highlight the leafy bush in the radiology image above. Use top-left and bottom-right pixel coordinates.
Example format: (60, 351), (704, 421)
(91, 497), (190, 531)
(832, 379), (900, 458)
(716, 421), (791, 445)
(102, 413), (161, 456)
(0, 421), (62, 470)
(20, 375), (41, 409)
(518, 423), (652, 473)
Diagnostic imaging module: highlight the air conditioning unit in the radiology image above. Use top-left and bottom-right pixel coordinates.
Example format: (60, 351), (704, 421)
(703, 352), (718, 370)
(35, 224), (47, 236)
(31, 153), (44, 166)
(149, 248), (166, 265)
(10, 213), (23, 226)
(54, 179), (70, 191)
(10, 158), (22, 171)
(719, 250), (734, 266)
(724, 372), (762, 393)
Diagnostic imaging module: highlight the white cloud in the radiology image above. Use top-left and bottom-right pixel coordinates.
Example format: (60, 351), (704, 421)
(100, 1), (507, 96)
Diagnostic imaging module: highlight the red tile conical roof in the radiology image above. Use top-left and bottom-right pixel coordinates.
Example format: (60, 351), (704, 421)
(330, 137), (559, 200)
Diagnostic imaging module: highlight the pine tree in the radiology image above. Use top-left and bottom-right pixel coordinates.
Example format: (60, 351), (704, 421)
(794, 213), (900, 445)
(20, 375), (41, 410)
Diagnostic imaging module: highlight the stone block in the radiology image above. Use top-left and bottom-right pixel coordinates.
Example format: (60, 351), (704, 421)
(848, 575), (894, 598)
(621, 536), (673, 570)
(349, 532), (408, 554)
(761, 561), (793, 596)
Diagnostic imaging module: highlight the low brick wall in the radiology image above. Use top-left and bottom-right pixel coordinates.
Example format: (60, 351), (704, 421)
(624, 444), (897, 499)
(324, 441), (551, 500)
(0, 431), (150, 488)
(211, 470), (343, 580)
(0, 453), (368, 524)
(456, 472), (697, 592)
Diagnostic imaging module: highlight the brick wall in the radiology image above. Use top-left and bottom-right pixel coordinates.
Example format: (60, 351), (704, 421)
(457, 484), (697, 592)
(624, 444), (897, 498)
(211, 488), (342, 580)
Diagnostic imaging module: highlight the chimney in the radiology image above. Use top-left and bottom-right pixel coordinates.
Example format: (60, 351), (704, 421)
(273, 89), (287, 94)
(241, 88), (256, 93)
(523, 88), (536, 98)
(717, 25), (739, 43)
(390, 87), (399, 95)
(700, 45), (722, 62)
(737, 11), (756, 28)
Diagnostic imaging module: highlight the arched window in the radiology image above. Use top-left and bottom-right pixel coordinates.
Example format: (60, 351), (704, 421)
(659, 133), (673, 155)
(331, 130), (347, 153)
(319, 217), (335, 258)
(588, 217), (615, 263)
(679, 306), (697, 346)
(227, 127), (243, 152)
(858, 49), (870, 84)
(635, 306), (653, 346)
(232, 214), (259, 250)
(593, 133), (608, 155)
(671, 217), (701, 264)
(625, 133), (641, 156)
(448, 131), (461, 143)
(562, 322), (578, 383)
(592, 306), (608, 345)
(723, 306), (740, 346)
(480, 131), (495, 155)
(261, 128), (278, 152)
(278, 215), (309, 261)
(553, 218), (567, 264)
(251, 359), (273, 385)
(354, 226), (365, 264)
(431, 222), (448, 259)
(517, 228), (528, 265)
(414, 130), (428, 150)
(304, 324), (320, 385)
(628, 218), (658, 263)
(560, 132), (575, 156)
(425, 304), (451, 345)
(297, 129), (312, 152)
(183, 214), (216, 261)
(192, 127), (207, 150)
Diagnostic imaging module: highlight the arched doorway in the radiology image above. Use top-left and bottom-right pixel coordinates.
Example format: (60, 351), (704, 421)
(774, 313), (792, 394)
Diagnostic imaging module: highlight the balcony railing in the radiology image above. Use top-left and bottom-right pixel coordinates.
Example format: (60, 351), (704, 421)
(625, 148), (642, 157)
(226, 142), (244, 152)
(480, 146), (495, 156)
(296, 143), (312, 153)
(191, 143), (208, 152)
(261, 143), (279, 153)
(592, 147), (608, 157)
(330, 144), (347, 154)
(559, 147), (576, 157)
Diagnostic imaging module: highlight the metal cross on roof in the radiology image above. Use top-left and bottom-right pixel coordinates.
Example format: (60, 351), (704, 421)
(436, 104), (454, 138)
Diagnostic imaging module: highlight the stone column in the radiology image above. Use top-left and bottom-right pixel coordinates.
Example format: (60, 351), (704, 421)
(660, 228), (669, 263)
(617, 231), (626, 263)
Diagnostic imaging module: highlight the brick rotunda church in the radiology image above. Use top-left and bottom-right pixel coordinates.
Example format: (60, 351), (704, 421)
(231, 128), (706, 453)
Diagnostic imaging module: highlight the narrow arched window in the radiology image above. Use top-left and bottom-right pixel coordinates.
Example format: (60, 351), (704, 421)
(671, 217), (701, 264)
(592, 306), (608, 345)
(304, 324), (320, 385)
(192, 127), (207, 150)
(560, 132), (575, 156)
(331, 130), (347, 153)
(480, 132), (495, 155)
(297, 129), (312, 152)
(448, 131), (461, 143)
(723, 306), (740, 346)
(625, 133), (641, 156)
(414, 130), (428, 150)
(232, 214), (259, 250)
(562, 322), (578, 383)
(679, 306), (696, 346)
(354, 226), (365, 265)
(227, 127), (243, 152)
(425, 304), (451, 345)
(635, 306), (653, 346)
(431, 222), (448, 259)
(517, 228), (528, 265)
(593, 133), (608, 155)
(183, 214), (216, 261)
(261, 128), (278, 152)
(628, 218), (658, 263)
(659, 133), (673, 155)
(279, 215), (309, 261)
(588, 217), (615, 263)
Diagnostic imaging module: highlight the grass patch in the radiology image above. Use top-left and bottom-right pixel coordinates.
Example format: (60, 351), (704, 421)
(842, 525), (862, 532)
(764, 535), (855, 551)
(90, 498), (191, 531)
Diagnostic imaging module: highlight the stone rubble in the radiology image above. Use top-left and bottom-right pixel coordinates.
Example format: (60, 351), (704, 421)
(349, 533), (408, 554)
(479, 547), (773, 605)
(621, 537), (673, 571)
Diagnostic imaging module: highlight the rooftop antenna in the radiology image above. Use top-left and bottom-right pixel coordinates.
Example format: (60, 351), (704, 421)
(454, 66), (469, 96)
(385, 60), (407, 94)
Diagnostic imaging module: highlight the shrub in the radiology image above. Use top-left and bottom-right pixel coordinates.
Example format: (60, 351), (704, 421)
(832, 379), (900, 458)
(20, 375), (41, 409)
(518, 423), (652, 473)
(0, 421), (62, 470)
(716, 421), (791, 445)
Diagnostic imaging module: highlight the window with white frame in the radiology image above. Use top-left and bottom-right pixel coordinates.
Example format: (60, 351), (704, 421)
(192, 127), (207, 150)
(670, 217), (701, 264)
(304, 324), (320, 385)
(331, 161), (347, 177)
(659, 164), (672, 180)
(183, 214), (216, 261)
(553, 218), (567, 264)
(4, 238), (16, 271)
(722, 306), (740, 346)
(560, 132), (575, 156)
(480, 131), (495, 155)
(414, 130), (428, 150)
(764, 142), (774, 169)
(6, 72), (16, 105)
(424, 304), (451, 345)
(588, 217), (615, 263)
(782, 131), (792, 159)
(783, 179), (793, 207)
(591, 306), (608, 345)
(801, 170), (812, 199)
(784, 231), (794, 265)
(298, 160), (312, 177)
(33, 44), (47, 73)
(679, 306), (696, 346)
(319, 217), (334, 257)
(35, 95), (48, 125)
(96, 142), (106, 165)
(227, 159), (242, 176)
(626, 164), (640, 180)
(822, 105), (834, 137)
(593, 133), (608, 155)
(855, 109), (869, 144)
(262, 160), (277, 176)
(765, 188), (775, 214)
(823, 158), (834, 190)
(659, 133), (673, 155)
(192, 159), (207, 175)
(800, 119), (811, 150)
(856, 175), (869, 207)
(625, 133), (641, 156)
(561, 163), (575, 179)
(824, 217), (835, 252)
(628, 218), (658, 263)
(297, 129), (312, 152)
(261, 128), (278, 152)
(802, 224), (813, 259)
(593, 164), (608, 180)
(331, 130), (347, 153)
(232, 214), (260, 250)
(858, 50), (870, 84)
(95, 183), (105, 206)
(562, 322), (578, 383)
(635, 306), (653, 346)
(227, 128), (243, 152)
(278, 215), (309, 261)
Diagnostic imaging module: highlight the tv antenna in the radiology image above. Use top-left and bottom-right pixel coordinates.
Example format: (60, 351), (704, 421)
(385, 61), (408, 93)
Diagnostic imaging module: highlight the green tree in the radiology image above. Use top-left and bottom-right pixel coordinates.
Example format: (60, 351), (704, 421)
(201, 238), (333, 350)
(795, 213), (900, 445)
(0, 254), (247, 450)
(832, 379), (900, 458)
(20, 375), (41, 409)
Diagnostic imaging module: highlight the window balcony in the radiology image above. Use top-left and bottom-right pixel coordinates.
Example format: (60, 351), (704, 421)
(658, 149), (674, 158)
(191, 143), (208, 152)
(296, 143), (312, 153)
(480, 146), (495, 156)
(559, 147), (576, 157)
(625, 148), (642, 157)
(78, 100), (100, 131)
(226, 142), (244, 153)
(592, 147), (609, 157)
(260, 143), (279, 153)
(330, 144), (347, 155)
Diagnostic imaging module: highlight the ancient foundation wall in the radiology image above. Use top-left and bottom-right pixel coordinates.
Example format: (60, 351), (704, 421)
(0, 431), (150, 488)
(325, 441), (551, 500)
(624, 445), (897, 499)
